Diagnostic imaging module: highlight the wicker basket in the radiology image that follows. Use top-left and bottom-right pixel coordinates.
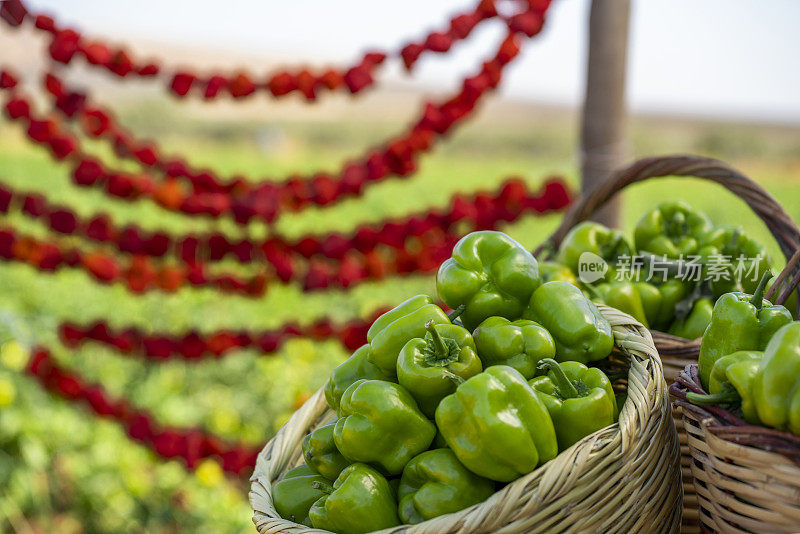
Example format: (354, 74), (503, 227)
(670, 365), (800, 533)
(534, 154), (800, 533)
(250, 305), (682, 534)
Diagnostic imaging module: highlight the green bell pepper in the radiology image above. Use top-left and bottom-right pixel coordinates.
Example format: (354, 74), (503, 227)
(590, 281), (651, 328)
(366, 295), (450, 375)
(435, 365), (558, 482)
(634, 201), (712, 258)
(309, 463), (400, 533)
(634, 281), (664, 327)
(687, 351), (763, 424)
(648, 278), (690, 330)
(529, 359), (618, 450)
(668, 297), (713, 340)
(396, 320), (482, 417)
(397, 448), (494, 524)
(302, 423), (351, 480)
(698, 226), (772, 298)
(472, 316), (555, 379)
(334, 379), (435, 475)
(524, 281), (614, 364)
(436, 230), (541, 331)
(280, 464), (317, 479)
(324, 344), (394, 414)
(698, 272), (793, 387)
(556, 221), (633, 283)
(753, 322), (800, 434)
(273, 465), (330, 527)
(539, 260), (580, 286)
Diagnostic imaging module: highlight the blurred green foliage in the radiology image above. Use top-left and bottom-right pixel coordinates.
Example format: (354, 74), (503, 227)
(0, 98), (798, 532)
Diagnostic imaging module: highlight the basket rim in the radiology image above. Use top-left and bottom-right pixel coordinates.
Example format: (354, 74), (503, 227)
(249, 304), (681, 534)
(669, 363), (800, 466)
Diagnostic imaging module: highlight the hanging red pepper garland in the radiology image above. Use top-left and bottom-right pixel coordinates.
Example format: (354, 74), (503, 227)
(0, 26), (541, 223)
(31, 3), (549, 199)
(0, 224), (271, 295)
(1, 0), (549, 102)
(0, 176), (569, 294)
(0, 0), (563, 480)
(26, 347), (260, 475)
(59, 307), (392, 359)
(0, 176), (570, 265)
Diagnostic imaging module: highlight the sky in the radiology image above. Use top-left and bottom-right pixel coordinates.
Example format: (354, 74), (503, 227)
(16, 0), (800, 123)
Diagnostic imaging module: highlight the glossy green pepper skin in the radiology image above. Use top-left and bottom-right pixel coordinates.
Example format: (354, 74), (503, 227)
(334, 379), (435, 475)
(273, 465), (330, 527)
(280, 464), (317, 479)
(753, 322), (800, 434)
(302, 423), (351, 480)
(698, 274), (793, 387)
(309, 463), (400, 534)
(472, 316), (555, 379)
(634, 201), (712, 258)
(555, 221), (633, 283)
(397, 448), (494, 524)
(688, 351), (764, 424)
(436, 231), (541, 331)
(591, 281), (650, 328)
(529, 359), (618, 450)
(539, 260), (580, 286)
(435, 365), (557, 482)
(367, 295), (450, 375)
(397, 321), (482, 418)
(668, 297), (713, 340)
(698, 226), (771, 298)
(524, 281), (614, 364)
(649, 278), (690, 330)
(324, 344), (394, 414)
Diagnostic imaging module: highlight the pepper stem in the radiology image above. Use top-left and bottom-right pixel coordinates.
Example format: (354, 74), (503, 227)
(536, 358), (581, 399)
(686, 388), (741, 406)
(669, 211), (687, 236)
(425, 320), (448, 360)
(729, 229), (741, 253)
(447, 304), (466, 323)
(441, 369), (465, 386)
(311, 481), (335, 495)
(750, 271), (772, 309)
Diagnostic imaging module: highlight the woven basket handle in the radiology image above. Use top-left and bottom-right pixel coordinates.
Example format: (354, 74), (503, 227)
(535, 154), (800, 308)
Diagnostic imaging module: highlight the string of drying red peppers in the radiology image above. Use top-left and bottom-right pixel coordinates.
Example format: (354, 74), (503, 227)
(29, 0), (549, 201)
(59, 307), (392, 361)
(0, 24), (543, 223)
(0, 176), (570, 293)
(26, 347), (260, 475)
(1, 0), (548, 102)
(0, 172), (570, 263)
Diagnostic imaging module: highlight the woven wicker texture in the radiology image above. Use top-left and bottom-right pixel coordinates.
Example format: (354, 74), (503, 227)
(250, 305), (682, 534)
(671, 365), (800, 533)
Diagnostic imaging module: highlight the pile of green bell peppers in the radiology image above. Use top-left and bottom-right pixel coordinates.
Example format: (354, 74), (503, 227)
(278, 223), (800, 532)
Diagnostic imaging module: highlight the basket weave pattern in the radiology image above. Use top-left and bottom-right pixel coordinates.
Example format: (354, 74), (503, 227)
(250, 305), (682, 534)
(671, 365), (800, 533)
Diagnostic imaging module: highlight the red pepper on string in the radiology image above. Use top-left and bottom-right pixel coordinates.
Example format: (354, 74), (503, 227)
(3, 0), (548, 102)
(25, 347), (260, 475)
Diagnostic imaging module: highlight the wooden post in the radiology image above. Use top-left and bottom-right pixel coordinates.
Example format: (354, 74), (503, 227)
(580, 0), (631, 228)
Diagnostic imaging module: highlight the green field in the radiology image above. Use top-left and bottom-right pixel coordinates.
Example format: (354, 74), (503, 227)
(1, 97), (799, 532)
